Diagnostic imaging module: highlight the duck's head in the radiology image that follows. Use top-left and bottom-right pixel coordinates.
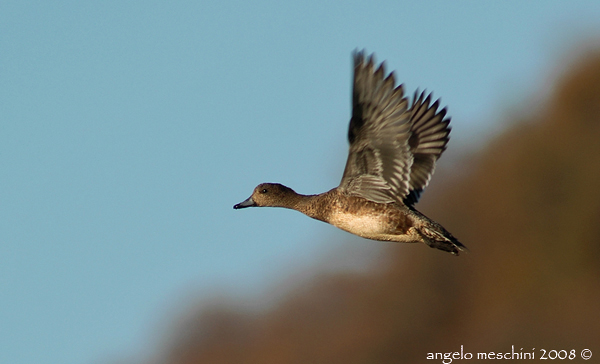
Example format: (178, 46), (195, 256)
(233, 183), (297, 209)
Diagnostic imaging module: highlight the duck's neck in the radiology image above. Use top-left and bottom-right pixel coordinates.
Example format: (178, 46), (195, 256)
(278, 191), (313, 210)
(285, 191), (330, 223)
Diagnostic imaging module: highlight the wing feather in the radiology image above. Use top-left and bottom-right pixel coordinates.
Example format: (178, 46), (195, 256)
(404, 90), (451, 205)
(339, 51), (452, 206)
(339, 51), (412, 203)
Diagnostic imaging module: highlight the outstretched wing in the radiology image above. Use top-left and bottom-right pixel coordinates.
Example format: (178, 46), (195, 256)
(338, 51), (452, 206)
(338, 51), (413, 204)
(403, 90), (451, 206)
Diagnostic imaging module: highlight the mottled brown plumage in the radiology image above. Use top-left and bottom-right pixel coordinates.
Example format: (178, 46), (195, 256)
(234, 51), (465, 255)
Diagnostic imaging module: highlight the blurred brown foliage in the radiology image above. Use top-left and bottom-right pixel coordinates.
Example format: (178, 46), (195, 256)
(161, 51), (600, 364)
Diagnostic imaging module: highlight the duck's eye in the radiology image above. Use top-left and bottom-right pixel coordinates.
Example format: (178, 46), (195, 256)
(261, 188), (268, 194)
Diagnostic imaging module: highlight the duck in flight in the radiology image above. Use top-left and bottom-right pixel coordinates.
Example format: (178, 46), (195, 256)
(234, 51), (465, 255)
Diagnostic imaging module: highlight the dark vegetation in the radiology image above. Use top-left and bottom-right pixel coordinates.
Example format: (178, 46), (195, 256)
(158, 50), (600, 364)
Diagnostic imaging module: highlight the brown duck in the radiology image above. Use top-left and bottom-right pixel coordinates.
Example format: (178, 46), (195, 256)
(234, 51), (465, 255)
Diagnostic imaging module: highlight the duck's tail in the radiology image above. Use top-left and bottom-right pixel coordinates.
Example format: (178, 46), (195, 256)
(412, 210), (467, 255)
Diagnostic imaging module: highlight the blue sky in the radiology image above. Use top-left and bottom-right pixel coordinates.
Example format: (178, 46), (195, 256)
(2, 1), (600, 363)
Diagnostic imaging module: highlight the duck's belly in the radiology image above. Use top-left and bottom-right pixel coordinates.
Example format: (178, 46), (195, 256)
(328, 211), (395, 238)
